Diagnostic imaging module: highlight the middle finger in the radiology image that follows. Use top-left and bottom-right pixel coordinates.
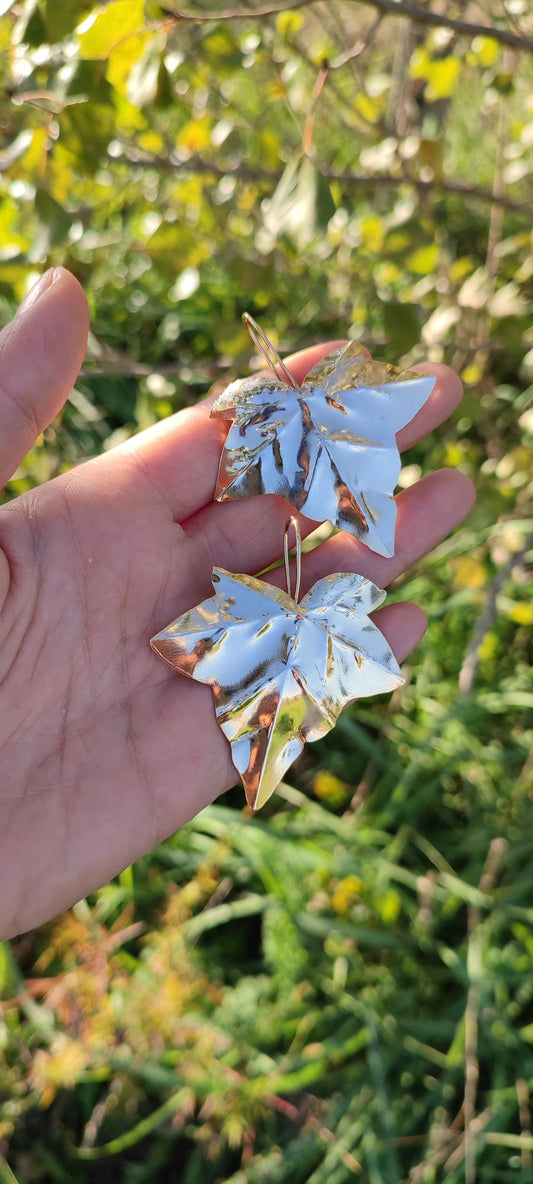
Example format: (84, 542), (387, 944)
(186, 468), (474, 594)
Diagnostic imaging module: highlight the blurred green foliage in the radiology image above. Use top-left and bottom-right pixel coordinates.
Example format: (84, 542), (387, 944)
(1, 0), (533, 1180)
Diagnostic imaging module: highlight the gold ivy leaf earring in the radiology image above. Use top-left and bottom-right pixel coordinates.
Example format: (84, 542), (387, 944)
(210, 314), (435, 558)
(151, 519), (403, 810)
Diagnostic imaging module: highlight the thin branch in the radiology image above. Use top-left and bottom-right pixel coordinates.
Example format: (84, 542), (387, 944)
(331, 167), (532, 216)
(81, 338), (229, 384)
(464, 935), (480, 1182)
(354, 0), (533, 53)
(82, 359), (221, 379)
(516, 1079), (532, 1172)
(174, 0), (533, 53)
(169, 0), (315, 20)
(407, 1107), (493, 1182)
(459, 531), (533, 695)
(458, 559), (512, 696)
(112, 146), (533, 218)
(464, 838), (507, 1184)
(331, 12), (382, 68)
(444, 1108), (492, 1173)
(302, 60), (329, 155)
(486, 48), (513, 280)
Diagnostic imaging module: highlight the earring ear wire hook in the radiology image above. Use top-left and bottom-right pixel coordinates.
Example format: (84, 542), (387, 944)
(283, 517), (302, 604)
(242, 312), (301, 391)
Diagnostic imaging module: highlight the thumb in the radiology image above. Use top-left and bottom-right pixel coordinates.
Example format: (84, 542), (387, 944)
(0, 268), (90, 491)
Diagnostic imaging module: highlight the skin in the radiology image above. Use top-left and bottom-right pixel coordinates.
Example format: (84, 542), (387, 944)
(0, 268), (475, 939)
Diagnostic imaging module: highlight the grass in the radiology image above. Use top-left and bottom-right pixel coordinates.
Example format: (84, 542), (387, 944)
(2, 4), (533, 1179)
(1, 515), (533, 1180)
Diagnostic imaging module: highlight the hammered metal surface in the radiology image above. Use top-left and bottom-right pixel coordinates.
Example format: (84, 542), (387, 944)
(151, 566), (403, 810)
(211, 341), (435, 557)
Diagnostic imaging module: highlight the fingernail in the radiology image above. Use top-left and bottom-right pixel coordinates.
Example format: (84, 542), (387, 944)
(15, 268), (59, 318)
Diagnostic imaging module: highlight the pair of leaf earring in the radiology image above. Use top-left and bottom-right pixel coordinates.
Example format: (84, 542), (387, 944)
(151, 316), (435, 809)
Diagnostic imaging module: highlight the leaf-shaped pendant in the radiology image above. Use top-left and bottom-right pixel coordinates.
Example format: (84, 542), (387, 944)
(151, 520), (403, 810)
(211, 316), (435, 558)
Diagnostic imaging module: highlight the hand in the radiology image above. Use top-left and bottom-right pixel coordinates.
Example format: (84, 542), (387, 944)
(0, 269), (474, 938)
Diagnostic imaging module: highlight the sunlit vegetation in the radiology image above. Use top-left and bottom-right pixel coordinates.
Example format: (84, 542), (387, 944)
(1, 1), (533, 1180)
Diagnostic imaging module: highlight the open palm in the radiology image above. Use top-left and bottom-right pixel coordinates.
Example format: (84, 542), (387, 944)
(0, 270), (474, 938)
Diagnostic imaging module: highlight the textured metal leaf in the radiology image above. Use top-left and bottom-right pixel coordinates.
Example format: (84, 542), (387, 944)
(211, 341), (435, 557)
(151, 566), (403, 810)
